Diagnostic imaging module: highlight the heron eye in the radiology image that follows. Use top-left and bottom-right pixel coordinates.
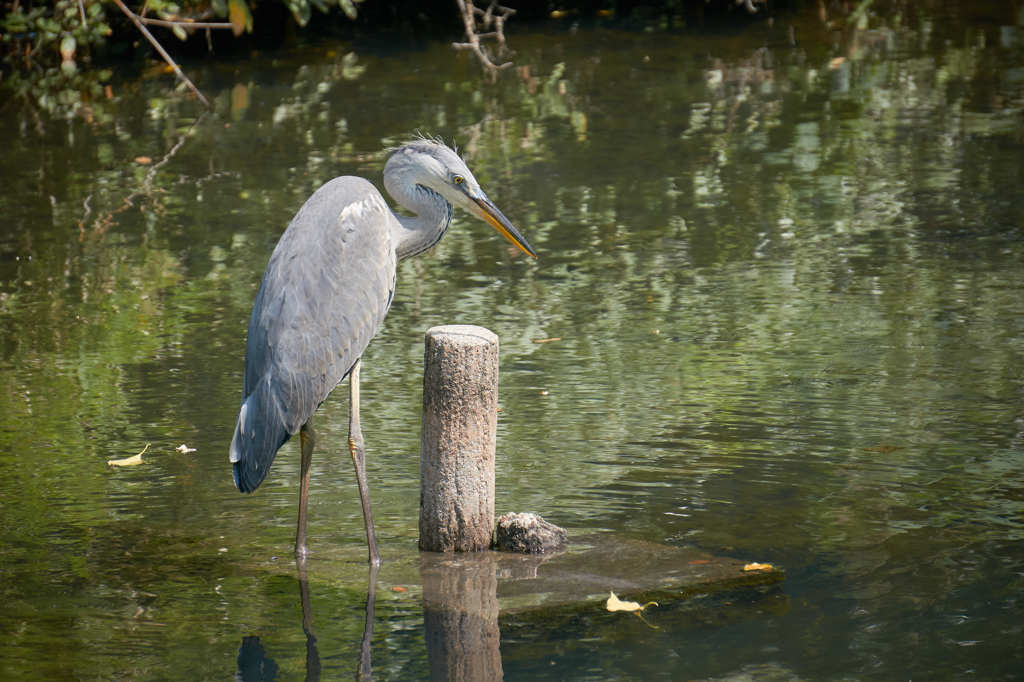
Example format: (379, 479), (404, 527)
(452, 175), (465, 185)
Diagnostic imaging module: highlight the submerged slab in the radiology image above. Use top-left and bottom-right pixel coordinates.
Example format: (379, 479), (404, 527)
(490, 534), (784, 613)
(248, 533), (784, 617)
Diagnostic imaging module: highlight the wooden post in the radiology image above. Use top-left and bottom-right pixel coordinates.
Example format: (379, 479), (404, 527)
(419, 325), (498, 552)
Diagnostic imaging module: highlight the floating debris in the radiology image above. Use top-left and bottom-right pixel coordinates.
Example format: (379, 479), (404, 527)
(606, 592), (659, 629)
(176, 444), (197, 454)
(606, 592), (658, 613)
(108, 443), (150, 467)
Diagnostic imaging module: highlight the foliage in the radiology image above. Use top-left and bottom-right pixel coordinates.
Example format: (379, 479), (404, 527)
(279, 0), (363, 27)
(1, 0), (108, 117)
(0, 0), (366, 114)
(0, 0), (368, 73)
(1, 0), (111, 72)
(0, 0), (786, 118)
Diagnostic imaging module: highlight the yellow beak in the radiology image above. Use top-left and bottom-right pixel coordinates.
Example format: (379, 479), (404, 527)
(471, 194), (538, 259)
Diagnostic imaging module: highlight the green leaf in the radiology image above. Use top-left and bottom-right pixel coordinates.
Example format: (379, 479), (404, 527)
(339, 0), (358, 20)
(287, 0), (311, 27)
(60, 34), (76, 58)
(4, 12), (29, 33)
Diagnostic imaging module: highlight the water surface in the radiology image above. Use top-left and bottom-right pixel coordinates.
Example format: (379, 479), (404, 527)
(1, 3), (1023, 679)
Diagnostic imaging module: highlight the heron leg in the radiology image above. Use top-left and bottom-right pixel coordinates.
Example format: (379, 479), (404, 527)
(349, 359), (382, 566)
(296, 419), (315, 560)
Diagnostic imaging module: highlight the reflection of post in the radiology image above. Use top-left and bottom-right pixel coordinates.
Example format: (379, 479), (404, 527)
(421, 553), (503, 681)
(419, 325), (498, 552)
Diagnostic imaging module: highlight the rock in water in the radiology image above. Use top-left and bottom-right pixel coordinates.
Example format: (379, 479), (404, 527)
(494, 512), (568, 554)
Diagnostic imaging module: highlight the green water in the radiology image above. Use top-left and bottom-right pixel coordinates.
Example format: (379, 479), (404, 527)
(1, 3), (1023, 679)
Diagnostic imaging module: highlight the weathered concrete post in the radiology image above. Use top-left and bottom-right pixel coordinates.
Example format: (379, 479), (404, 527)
(419, 325), (498, 552)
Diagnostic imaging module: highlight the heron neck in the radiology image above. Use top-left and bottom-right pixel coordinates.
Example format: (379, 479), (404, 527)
(386, 181), (453, 262)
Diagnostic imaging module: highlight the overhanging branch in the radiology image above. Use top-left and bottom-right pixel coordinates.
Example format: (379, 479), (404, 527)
(111, 0), (237, 108)
(453, 0), (516, 80)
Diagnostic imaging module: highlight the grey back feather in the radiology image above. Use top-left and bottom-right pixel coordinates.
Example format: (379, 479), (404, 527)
(230, 176), (397, 492)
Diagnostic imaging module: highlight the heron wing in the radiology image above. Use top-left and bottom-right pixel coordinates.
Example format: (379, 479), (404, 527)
(230, 177), (398, 492)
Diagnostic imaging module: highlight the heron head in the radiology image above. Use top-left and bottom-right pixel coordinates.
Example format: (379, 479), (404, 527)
(386, 139), (537, 259)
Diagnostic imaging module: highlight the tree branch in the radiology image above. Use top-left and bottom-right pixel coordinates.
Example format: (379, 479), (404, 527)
(137, 17), (235, 30)
(111, 0), (232, 108)
(452, 0), (516, 81)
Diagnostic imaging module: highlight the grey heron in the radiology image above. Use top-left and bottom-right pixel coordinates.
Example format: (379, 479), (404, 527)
(229, 138), (536, 564)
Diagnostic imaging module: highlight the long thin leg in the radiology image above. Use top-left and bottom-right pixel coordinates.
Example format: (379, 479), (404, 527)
(349, 359), (382, 566)
(296, 419), (315, 560)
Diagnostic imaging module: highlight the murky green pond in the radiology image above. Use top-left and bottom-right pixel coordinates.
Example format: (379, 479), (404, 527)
(2, 3), (1023, 679)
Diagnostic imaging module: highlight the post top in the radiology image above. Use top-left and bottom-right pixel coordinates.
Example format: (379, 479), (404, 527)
(425, 325), (498, 346)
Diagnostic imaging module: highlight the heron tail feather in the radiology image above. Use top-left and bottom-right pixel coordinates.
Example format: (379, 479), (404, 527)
(229, 380), (291, 493)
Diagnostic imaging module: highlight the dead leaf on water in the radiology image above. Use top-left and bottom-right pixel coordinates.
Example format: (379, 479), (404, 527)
(176, 444), (197, 454)
(743, 562), (773, 572)
(606, 591), (658, 613)
(108, 443), (150, 467)
(532, 337), (562, 344)
(134, 156), (153, 165)
(606, 592), (659, 628)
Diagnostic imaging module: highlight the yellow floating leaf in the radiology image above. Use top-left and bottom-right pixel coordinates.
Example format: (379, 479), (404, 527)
(108, 443), (150, 467)
(107, 454), (142, 467)
(606, 592), (658, 613)
(532, 337), (562, 344)
(744, 562), (773, 572)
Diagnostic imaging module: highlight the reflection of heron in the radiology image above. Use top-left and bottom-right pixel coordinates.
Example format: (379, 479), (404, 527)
(229, 139), (537, 564)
